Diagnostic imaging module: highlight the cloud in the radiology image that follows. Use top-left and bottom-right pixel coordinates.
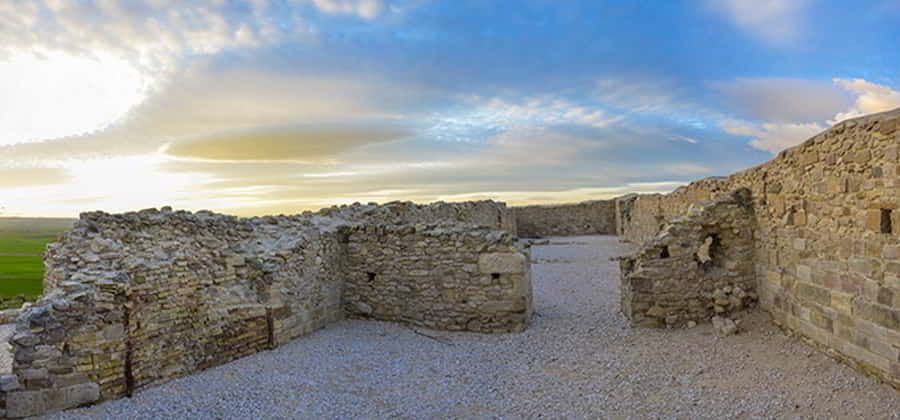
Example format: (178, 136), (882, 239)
(721, 119), (824, 153)
(832, 78), (900, 122)
(594, 77), (676, 113)
(708, 0), (812, 46)
(0, 166), (69, 188)
(0, 64), (430, 161)
(719, 78), (900, 153)
(663, 163), (712, 175)
(712, 78), (852, 123)
(479, 128), (608, 167)
(309, 0), (384, 19)
(163, 124), (412, 162)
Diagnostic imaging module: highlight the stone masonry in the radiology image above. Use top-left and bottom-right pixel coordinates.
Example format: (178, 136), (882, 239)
(0, 201), (530, 418)
(617, 108), (900, 390)
(512, 200), (616, 238)
(619, 189), (758, 328)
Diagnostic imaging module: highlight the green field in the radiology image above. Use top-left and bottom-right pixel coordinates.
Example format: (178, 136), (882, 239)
(0, 218), (75, 304)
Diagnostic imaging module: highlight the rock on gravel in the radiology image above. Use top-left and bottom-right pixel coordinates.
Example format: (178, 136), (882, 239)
(47, 236), (900, 419)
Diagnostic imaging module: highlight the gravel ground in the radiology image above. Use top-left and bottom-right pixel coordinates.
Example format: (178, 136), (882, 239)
(47, 235), (900, 419)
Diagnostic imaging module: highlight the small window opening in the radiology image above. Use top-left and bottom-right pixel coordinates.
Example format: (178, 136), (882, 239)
(659, 246), (670, 259)
(881, 209), (893, 234)
(366, 272), (376, 282)
(491, 273), (501, 280)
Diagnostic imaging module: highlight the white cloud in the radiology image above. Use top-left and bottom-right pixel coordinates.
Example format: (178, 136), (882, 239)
(481, 128), (607, 166)
(708, 0), (812, 46)
(722, 119), (824, 154)
(309, 0), (384, 19)
(428, 95), (625, 143)
(594, 77), (676, 113)
(720, 77), (900, 153)
(832, 78), (900, 122)
(712, 78), (852, 123)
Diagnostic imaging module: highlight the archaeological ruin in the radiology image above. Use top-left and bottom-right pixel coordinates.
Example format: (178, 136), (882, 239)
(0, 109), (898, 417)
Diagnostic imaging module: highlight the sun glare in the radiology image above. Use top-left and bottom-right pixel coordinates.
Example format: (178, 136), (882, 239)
(0, 50), (152, 145)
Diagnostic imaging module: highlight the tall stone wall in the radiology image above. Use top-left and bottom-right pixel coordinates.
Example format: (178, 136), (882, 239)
(617, 108), (900, 390)
(619, 189), (757, 327)
(0, 202), (532, 418)
(512, 200), (616, 237)
(344, 224), (531, 333)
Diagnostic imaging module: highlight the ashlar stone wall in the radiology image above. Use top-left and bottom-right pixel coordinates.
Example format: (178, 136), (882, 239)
(617, 108), (900, 390)
(512, 200), (616, 237)
(0, 201), (532, 418)
(344, 224), (531, 333)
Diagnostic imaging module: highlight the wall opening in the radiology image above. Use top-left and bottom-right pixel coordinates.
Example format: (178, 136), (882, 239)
(491, 273), (501, 280)
(659, 246), (670, 259)
(367, 272), (377, 282)
(880, 209), (893, 234)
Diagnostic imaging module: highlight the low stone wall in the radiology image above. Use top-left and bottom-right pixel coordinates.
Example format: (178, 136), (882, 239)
(317, 200), (517, 233)
(619, 189), (757, 327)
(344, 224), (531, 333)
(0, 202), (532, 418)
(513, 200), (615, 237)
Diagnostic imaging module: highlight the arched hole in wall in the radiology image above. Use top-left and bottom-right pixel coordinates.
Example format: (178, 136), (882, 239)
(881, 209), (893, 234)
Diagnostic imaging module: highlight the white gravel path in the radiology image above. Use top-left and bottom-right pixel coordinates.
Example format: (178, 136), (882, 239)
(48, 235), (899, 419)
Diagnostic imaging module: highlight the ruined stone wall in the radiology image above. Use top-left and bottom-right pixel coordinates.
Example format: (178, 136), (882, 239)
(619, 189), (757, 327)
(512, 200), (616, 237)
(617, 108), (900, 389)
(344, 224), (531, 333)
(318, 200), (517, 233)
(617, 177), (732, 244)
(0, 201), (532, 417)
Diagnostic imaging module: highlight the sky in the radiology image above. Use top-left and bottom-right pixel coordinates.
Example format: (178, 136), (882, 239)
(1, 0), (899, 217)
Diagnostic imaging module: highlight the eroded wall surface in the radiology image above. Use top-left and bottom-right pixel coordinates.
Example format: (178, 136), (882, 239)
(0, 201), (531, 418)
(513, 200), (616, 237)
(344, 224), (531, 333)
(620, 189), (757, 327)
(618, 109), (900, 389)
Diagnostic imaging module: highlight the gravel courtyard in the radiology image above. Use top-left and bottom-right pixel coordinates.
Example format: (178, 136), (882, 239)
(45, 235), (900, 419)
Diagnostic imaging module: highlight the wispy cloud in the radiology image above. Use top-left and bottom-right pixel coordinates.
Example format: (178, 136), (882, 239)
(712, 77), (852, 123)
(707, 0), (812, 47)
(717, 77), (900, 153)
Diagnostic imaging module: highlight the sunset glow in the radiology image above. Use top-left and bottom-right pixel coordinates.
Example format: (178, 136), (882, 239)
(1, 1), (899, 217)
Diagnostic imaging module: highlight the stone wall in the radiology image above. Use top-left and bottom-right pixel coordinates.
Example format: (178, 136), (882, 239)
(617, 108), (900, 390)
(0, 202), (532, 417)
(513, 200), (616, 237)
(619, 189), (757, 327)
(317, 200), (517, 233)
(344, 224), (531, 333)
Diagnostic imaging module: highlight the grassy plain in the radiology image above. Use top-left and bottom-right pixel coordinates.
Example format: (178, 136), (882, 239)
(0, 218), (75, 300)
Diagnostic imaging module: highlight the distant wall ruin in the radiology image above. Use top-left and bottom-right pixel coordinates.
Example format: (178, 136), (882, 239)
(617, 109), (900, 390)
(512, 200), (616, 237)
(0, 201), (530, 418)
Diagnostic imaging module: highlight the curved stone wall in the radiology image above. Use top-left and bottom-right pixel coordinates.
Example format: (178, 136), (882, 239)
(0, 202), (531, 418)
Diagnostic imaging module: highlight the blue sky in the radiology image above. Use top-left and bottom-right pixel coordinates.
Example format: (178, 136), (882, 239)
(1, 0), (899, 216)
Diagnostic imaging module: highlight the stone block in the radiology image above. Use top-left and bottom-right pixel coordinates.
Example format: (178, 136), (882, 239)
(6, 390), (50, 418)
(478, 253), (527, 274)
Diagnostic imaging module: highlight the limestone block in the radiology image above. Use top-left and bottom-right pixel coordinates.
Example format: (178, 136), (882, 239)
(478, 253), (527, 274)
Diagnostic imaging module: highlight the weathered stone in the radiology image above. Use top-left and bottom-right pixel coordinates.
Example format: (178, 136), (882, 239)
(478, 253), (527, 274)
